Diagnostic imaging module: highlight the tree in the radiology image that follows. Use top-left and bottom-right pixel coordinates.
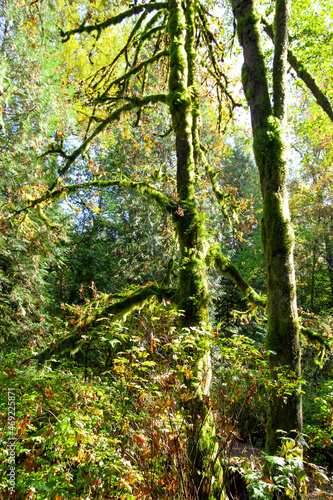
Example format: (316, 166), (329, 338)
(230, 0), (302, 459)
(230, 0), (333, 464)
(10, 0), (333, 497)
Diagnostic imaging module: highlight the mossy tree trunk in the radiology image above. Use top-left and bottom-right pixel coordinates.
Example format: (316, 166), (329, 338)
(231, 0), (302, 458)
(168, 0), (225, 497)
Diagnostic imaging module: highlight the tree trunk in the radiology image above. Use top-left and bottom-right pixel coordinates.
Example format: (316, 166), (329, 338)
(324, 233), (333, 307)
(231, 0), (302, 458)
(310, 240), (318, 311)
(168, 0), (225, 497)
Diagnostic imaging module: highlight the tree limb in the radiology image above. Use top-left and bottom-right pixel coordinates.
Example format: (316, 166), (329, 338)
(31, 284), (176, 366)
(262, 18), (333, 123)
(101, 50), (168, 98)
(206, 246), (266, 308)
(63, 179), (177, 216)
(19, 177), (178, 220)
(60, 2), (167, 42)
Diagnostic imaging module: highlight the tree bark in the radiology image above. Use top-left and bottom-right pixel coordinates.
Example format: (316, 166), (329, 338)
(168, 0), (225, 497)
(324, 233), (333, 307)
(231, 0), (302, 459)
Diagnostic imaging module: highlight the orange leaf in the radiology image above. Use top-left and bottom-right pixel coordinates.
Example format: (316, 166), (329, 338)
(134, 434), (147, 447)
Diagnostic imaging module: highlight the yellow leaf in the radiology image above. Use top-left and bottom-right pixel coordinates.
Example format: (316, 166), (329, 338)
(285, 487), (294, 498)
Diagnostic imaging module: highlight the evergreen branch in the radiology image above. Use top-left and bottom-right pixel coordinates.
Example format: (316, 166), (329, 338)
(60, 2), (168, 42)
(206, 246), (266, 308)
(262, 18), (333, 123)
(30, 284), (176, 366)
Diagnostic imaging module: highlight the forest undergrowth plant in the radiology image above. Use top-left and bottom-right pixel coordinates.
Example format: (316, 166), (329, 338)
(213, 333), (268, 451)
(227, 434), (332, 500)
(1, 298), (228, 498)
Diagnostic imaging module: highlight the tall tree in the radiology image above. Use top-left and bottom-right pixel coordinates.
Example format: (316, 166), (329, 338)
(230, 0), (302, 458)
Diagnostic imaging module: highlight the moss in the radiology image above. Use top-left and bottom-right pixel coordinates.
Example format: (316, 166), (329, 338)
(206, 246), (266, 308)
(184, 349), (228, 499)
(262, 190), (294, 258)
(33, 284), (176, 366)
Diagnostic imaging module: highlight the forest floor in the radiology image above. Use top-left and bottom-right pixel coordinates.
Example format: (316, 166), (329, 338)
(228, 442), (333, 499)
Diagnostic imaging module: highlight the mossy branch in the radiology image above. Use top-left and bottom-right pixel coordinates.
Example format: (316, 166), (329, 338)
(133, 12), (167, 57)
(206, 246), (266, 308)
(31, 284), (176, 366)
(60, 2), (167, 42)
(300, 326), (332, 368)
(199, 144), (237, 224)
(102, 50), (168, 96)
(22, 177), (177, 218)
(88, 10), (150, 91)
(262, 18), (333, 123)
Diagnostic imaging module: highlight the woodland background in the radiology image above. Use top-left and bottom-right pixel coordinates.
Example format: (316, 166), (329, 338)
(0, 0), (332, 499)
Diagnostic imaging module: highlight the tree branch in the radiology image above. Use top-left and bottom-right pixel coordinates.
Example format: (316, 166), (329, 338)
(19, 177), (177, 220)
(31, 284), (176, 366)
(65, 179), (177, 216)
(60, 2), (168, 42)
(262, 18), (333, 123)
(206, 246), (266, 308)
(101, 50), (168, 98)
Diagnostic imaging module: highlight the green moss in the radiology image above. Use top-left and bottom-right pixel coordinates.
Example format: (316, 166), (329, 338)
(184, 349), (227, 499)
(206, 246), (266, 308)
(262, 191), (294, 258)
